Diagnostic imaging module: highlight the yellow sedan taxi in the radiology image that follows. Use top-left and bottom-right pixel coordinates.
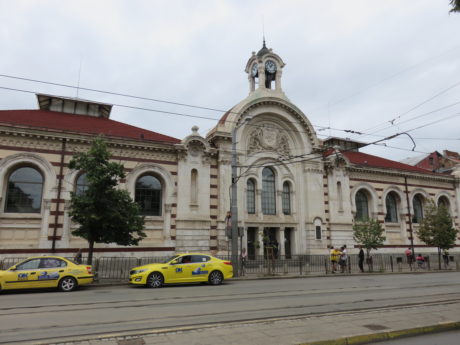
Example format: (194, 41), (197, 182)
(129, 253), (233, 288)
(0, 256), (94, 292)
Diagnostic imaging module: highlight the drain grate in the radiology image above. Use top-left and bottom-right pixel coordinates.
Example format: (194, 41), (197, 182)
(363, 324), (389, 331)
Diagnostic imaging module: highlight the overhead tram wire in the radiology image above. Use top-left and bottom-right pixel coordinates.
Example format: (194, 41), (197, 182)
(351, 80), (460, 140)
(0, 84), (371, 141)
(0, 85), (453, 157)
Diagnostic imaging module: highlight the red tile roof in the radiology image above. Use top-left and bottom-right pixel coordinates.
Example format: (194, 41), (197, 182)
(341, 151), (441, 175)
(0, 109), (180, 144)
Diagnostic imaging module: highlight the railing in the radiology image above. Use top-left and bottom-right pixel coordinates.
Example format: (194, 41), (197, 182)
(1, 253), (459, 280)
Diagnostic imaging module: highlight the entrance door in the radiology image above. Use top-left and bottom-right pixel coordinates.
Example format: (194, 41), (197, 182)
(263, 227), (279, 259)
(285, 228), (292, 259)
(247, 227), (257, 259)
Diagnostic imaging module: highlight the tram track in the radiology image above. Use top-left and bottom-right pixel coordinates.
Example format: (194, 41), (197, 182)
(3, 297), (460, 345)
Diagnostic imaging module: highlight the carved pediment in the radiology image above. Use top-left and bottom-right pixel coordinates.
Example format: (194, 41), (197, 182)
(247, 124), (290, 157)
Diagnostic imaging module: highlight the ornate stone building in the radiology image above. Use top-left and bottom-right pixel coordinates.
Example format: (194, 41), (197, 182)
(1, 43), (459, 257)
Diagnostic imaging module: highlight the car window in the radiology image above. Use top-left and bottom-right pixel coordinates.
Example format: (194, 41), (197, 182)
(191, 255), (210, 263)
(16, 259), (41, 270)
(179, 255), (192, 264)
(163, 255), (180, 264)
(40, 258), (67, 269)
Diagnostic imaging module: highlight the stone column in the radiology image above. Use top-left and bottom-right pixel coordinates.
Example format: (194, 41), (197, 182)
(164, 203), (172, 240)
(279, 227), (285, 257)
(256, 227), (264, 256)
(39, 199), (52, 248)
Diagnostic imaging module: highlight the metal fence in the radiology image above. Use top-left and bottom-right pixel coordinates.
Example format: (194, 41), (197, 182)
(1, 253), (459, 280)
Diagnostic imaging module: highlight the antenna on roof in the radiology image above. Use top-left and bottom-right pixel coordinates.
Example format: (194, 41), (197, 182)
(76, 58), (83, 99)
(262, 15), (266, 46)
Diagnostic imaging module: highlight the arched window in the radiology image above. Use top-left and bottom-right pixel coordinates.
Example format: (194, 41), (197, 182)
(412, 194), (424, 223)
(246, 179), (256, 214)
(355, 190), (369, 220)
(190, 169), (198, 204)
(438, 196), (450, 214)
(337, 181), (343, 212)
(385, 192), (398, 223)
(262, 167), (276, 215)
(5, 166), (43, 213)
(75, 173), (88, 196)
(135, 174), (162, 216)
(282, 181), (291, 215)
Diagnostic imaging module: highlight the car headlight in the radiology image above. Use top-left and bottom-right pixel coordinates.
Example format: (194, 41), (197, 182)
(130, 269), (147, 275)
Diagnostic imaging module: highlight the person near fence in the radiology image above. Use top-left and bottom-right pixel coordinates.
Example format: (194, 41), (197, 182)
(330, 246), (341, 273)
(443, 249), (449, 269)
(405, 247), (413, 270)
(416, 253), (425, 269)
(358, 246), (365, 273)
(74, 249), (83, 264)
(240, 247), (247, 276)
(339, 245), (348, 273)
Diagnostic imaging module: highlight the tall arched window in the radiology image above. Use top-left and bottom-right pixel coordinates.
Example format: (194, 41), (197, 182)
(385, 192), (398, 223)
(5, 166), (43, 213)
(355, 190), (369, 220)
(262, 167), (276, 215)
(412, 194), (424, 223)
(190, 169), (198, 204)
(437, 196), (450, 215)
(135, 174), (162, 216)
(75, 173), (88, 196)
(246, 179), (256, 214)
(282, 181), (291, 215)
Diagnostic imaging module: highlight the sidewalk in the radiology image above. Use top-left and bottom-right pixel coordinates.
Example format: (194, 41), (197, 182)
(49, 297), (460, 345)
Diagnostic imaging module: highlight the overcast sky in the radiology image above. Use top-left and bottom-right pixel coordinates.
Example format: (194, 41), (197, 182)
(0, 1), (459, 162)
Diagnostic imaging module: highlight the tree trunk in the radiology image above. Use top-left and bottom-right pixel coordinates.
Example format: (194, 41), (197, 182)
(438, 247), (441, 270)
(87, 239), (95, 266)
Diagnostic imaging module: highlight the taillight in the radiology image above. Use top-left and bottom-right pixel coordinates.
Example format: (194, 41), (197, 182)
(223, 261), (232, 265)
(86, 266), (92, 274)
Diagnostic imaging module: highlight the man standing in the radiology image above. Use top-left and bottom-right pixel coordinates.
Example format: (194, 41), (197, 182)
(330, 246), (341, 273)
(358, 246), (365, 273)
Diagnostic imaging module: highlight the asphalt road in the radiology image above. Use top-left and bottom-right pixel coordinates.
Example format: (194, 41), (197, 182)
(0, 272), (459, 344)
(376, 330), (460, 345)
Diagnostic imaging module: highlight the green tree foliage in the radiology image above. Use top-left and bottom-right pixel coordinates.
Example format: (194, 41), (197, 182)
(353, 218), (386, 259)
(69, 137), (146, 265)
(416, 200), (458, 269)
(450, 0), (460, 13)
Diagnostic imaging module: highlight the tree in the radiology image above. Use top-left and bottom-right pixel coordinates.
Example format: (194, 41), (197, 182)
(69, 137), (146, 265)
(450, 0), (460, 13)
(353, 218), (386, 268)
(416, 200), (458, 269)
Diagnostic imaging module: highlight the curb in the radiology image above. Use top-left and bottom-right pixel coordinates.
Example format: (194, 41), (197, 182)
(298, 321), (460, 345)
(90, 269), (458, 287)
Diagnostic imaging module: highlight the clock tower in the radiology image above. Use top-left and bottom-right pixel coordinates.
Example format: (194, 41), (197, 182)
(245, 40), (286, 93)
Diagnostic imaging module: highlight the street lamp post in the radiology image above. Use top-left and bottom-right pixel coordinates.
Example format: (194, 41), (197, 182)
(231, 116), (252, 277)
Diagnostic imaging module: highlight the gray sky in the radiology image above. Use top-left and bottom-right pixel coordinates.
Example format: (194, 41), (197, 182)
(1, 1), (459, 161)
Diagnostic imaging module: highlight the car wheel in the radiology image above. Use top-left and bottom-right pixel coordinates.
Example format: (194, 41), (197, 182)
(146, 272), (164, 288)
(208, 271), (223, 285)
(59, 276), (77, 292)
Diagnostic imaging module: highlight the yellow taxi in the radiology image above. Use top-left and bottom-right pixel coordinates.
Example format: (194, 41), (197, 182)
(129, 253), (233, 288)
(0, 256), (94, 292)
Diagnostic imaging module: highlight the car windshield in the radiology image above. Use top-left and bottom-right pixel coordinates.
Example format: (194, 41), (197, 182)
(162, 255), (180, 264)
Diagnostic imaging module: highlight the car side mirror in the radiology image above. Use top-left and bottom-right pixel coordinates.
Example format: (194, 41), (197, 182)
(9, 266), (17, 271)
(170, 260), (179, 265)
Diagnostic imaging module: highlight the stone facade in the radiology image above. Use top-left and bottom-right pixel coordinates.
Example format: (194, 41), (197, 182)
(0, 45), (459, 258)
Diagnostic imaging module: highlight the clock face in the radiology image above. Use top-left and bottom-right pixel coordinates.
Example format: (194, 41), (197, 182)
(251, 63), (258, 77)
(265, 60), (277, 74)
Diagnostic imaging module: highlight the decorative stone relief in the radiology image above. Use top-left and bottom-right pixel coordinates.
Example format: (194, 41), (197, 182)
(247, 124), (290, 157)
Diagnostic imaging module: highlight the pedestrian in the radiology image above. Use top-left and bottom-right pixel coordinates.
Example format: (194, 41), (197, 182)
(330, 246), (341, 273)
(339, 245), (348, 273)
(405, 247), (413, 270)
(74, 248), (83, 264)
(416, 253), (425, 269)
(240, 247), (247, 276)
(358, 246), (365, 273)
(442, 249), (449, 269)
